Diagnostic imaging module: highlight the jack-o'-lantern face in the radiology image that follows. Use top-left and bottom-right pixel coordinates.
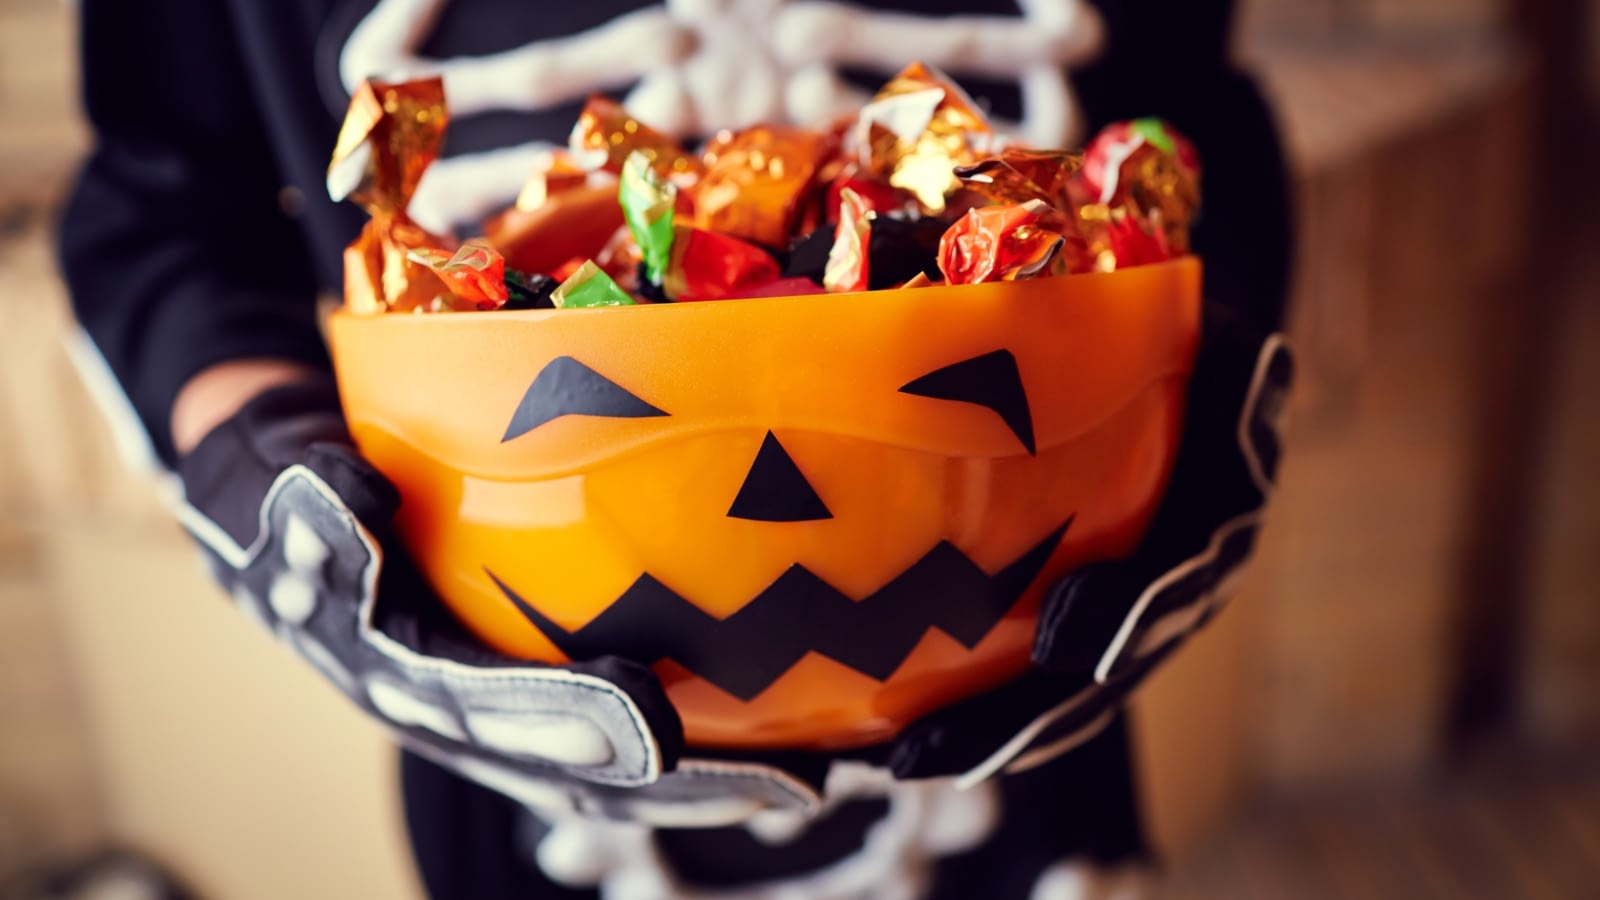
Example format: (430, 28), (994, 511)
(327, 258), (1201, 749)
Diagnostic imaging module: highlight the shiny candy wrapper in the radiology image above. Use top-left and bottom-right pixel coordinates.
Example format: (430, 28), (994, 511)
(328, 77), (451, 313)
(693, 125), (833, 249)
(405, 240), (511, 310)
(1076, 203), (1171, 272)
(857, 63), (995, 213)
(1079, 118), (1200, 254)
(552, 260), (636, 308)
(484, 185), (626, 278)
(938, 200), (1077, 285)
(824, 188), (872, 293)
(663, 226), (782, 301)
(955, 149), (1083, 208)
(504, 270), (558, 310)
(571, 96), (700, 181)
(515, 149), (594, 212)
(620, 151), (677, 284)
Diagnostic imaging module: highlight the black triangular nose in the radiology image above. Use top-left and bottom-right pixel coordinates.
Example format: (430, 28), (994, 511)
(727, 431), (832, 522)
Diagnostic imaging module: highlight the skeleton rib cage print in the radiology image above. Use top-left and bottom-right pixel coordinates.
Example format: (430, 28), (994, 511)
(335, 0), (1105, 233)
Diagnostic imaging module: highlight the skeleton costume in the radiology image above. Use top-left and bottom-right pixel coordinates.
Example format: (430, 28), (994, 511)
(60, 1), (1292, 897)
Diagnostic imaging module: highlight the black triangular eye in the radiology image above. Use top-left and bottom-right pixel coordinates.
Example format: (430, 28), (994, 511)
(899, 349), (1036, 454)
(502, 356), (668, 442)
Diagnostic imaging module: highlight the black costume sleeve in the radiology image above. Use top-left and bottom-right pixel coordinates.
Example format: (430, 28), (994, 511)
(1073, 0), (1293, 333)
(58, 0), (330, 466)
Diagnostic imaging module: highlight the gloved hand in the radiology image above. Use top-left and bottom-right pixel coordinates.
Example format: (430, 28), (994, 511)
(176, 376), (823, 823)
(882, 303), (1293, 784)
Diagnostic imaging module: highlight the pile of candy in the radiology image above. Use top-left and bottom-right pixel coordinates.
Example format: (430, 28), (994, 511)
(330, 64), (1200, 314)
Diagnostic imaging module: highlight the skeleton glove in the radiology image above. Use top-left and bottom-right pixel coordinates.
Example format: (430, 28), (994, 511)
(175, 377), (695, 792)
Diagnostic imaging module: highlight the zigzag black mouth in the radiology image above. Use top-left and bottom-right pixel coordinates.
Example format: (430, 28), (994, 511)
(487, 518), (1071, 701)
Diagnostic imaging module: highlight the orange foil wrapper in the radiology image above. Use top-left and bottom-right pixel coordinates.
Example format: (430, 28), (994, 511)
(570, 96), (700, 180)
(328, 77), (451, 313)
(663, 226), (782, 301)
(857, 63), (994, 213)
(938, 200), (1077, 285)
(692, 125), (833, 248)
(484, 184), (626, 278)
(955, 149), (1083, 208)
(514, 149), (594, 211)
(823, 188), (872, 293)
(406, 240), (510, 310)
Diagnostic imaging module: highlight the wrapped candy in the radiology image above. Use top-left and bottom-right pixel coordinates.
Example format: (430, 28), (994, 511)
(552, 260), (636, 308)
(504, 270), (558, 310)
(570, 96), (700, 180)
(327, 77), (452, 313)
(1074, 203), (1171, 272)
(484, 185), (625, 277)
(823, 188), (872, 293)
(663, 226), (782, 301)
(332, 67), (1206, 317)
(955, 149), (1083, 208)
(405, 240), (510, 310)
(1077, 118), (1200, 254)
(938, 200), (1078, 285)
(620, 151), (678, 285)
(856, 63), (995, 213)
(693, 125), (834, 248)
(514, 148), (594, 211)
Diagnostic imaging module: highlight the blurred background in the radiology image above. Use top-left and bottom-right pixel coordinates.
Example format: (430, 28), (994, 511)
(1, 0), (1596, 897)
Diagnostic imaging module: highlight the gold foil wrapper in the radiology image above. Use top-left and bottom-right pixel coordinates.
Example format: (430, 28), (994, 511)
(329, 77), (447, 217)
(955, 149), (1083, 208)
(570, 96), (700, 180)
(328, 77), (451, 313)
(692, 125), (833, 248)
(857, 63), (994, 213)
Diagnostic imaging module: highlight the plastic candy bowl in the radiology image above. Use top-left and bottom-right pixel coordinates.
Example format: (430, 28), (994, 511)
(326, 257), (1202, 750)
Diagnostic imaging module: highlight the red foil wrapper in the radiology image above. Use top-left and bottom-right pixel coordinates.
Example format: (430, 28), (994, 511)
(663, 226), (782, 301)
(328, 77), (452, 313)
(824, 188), (872, 293)
(693, 125), (834, 248)
(570, 96), (701, 180)
(405, 240), (510, 310)
(1077, 119), (1200, 254)
(1075, 203), (1172, 272)
(825, 174), (917, 220)
(937, 200), (1081, 285)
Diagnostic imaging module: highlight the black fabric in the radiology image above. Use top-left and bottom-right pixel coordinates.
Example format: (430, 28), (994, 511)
(402, 714), (1146, 899)
(402, 751), (597, 900)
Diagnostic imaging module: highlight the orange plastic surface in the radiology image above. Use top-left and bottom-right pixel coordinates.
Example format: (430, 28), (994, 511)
(326, 257), (1202, 749)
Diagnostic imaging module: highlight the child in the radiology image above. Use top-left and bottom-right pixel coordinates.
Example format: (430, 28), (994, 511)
(60, 1), (1292, 896)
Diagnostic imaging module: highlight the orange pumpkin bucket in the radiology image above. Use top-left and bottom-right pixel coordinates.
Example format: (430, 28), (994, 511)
(326, 256), (1201, 749)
